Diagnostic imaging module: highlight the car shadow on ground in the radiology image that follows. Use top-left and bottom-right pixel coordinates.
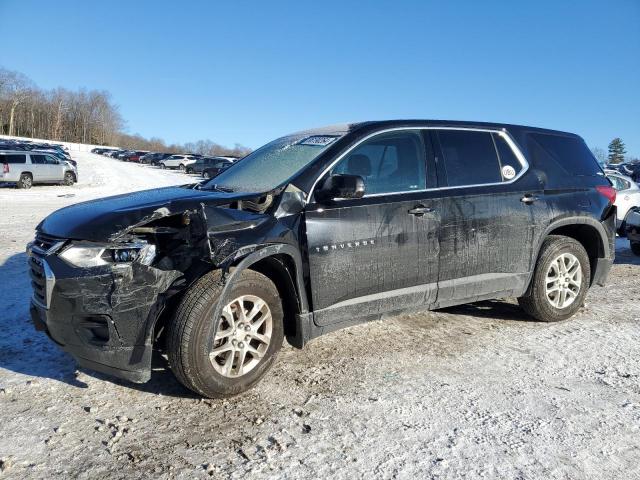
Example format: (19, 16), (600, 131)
(0, 252), (90, 387)
(614, 238), (640, 266)
(82, 354), (199, 399)
(439, 299), (533, 322)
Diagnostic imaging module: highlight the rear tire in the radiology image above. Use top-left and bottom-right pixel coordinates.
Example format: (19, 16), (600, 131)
(186, 167), (193, 174)
(518, 235), (590, 322)
(179, 164), (185, 171)
(160, 164), (166, 170)
(17, 173), (32, 189)
(167, 269), (284, 398)
(631, 241), (640, 256)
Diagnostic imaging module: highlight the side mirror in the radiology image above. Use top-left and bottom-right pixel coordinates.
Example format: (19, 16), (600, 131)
(316, 174), (365, 202)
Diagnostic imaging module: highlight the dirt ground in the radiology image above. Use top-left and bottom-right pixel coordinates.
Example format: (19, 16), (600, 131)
(1, 152), (639, 479)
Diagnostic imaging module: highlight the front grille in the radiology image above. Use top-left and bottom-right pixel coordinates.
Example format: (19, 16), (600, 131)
(33, 232), (62, 252)
(29, 255), (47, 305)
(28, 233), (64, 308)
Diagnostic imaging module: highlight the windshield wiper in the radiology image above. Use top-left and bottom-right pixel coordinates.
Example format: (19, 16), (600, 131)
(205, 184), (234, 193)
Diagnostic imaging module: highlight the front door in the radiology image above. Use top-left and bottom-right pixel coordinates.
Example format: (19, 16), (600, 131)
(304, 129), (440, 326)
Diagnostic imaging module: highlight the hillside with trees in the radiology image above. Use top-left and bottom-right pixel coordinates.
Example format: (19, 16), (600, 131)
(0, 67), (250, 157)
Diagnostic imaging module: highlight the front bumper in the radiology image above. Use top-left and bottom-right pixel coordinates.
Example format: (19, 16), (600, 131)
(28, 245), (181, 383)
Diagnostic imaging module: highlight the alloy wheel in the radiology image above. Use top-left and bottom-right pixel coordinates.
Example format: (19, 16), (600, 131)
(209, 295), (272, 378)
(545, 252), (582, 309)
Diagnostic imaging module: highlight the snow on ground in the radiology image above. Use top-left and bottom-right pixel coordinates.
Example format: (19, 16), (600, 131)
(1, 152), (639, 479)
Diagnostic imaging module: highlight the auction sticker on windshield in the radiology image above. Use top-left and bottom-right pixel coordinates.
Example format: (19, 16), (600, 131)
(298, 135), (339, 146)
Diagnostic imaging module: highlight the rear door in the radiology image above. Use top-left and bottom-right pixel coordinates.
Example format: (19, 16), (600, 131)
(429, 128), (540, 306)
(304, 129), (440, 326)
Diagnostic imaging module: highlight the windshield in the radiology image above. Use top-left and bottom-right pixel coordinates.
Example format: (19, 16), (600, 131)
(202, 133), (341, 192)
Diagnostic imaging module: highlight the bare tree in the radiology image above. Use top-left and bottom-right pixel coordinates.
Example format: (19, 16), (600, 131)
(0, 66), (250, 156)
(0, 68), (33, 136)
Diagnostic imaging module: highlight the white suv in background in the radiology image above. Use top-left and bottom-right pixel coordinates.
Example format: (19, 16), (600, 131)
(159, 154), (198, 170)
(0, 151), (78, 189)
(605, 170), (640, 232)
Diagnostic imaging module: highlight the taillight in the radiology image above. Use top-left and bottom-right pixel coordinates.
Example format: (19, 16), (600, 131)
(2, 163), (8, 174)
(596, 185), (616, 204)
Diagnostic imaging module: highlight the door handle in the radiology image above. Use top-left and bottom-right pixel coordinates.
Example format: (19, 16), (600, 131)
(408, 205), (433, 216)
(521, 194), (538, 205)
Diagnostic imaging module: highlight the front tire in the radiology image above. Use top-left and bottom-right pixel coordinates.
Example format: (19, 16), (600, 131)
(63, 172), (75, 186)
(167, 269), (284, 398)
(179, 164), (185, 171)
(518, 235), (590, 322)
(17, 173), (32, 189)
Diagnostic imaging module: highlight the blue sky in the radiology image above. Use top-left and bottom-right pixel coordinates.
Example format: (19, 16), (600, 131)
(1, 0), (638, 155)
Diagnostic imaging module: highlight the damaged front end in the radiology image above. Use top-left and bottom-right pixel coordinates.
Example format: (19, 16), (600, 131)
(29, 185), (304, 383)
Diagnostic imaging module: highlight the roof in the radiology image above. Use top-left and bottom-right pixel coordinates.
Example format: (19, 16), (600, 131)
(348, 119), (580, 138)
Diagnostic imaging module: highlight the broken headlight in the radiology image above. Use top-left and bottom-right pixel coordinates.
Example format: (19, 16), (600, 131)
(58, 242), (156, 268)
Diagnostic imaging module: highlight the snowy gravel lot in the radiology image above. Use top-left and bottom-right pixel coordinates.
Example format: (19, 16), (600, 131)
(1, 152), (639, 479)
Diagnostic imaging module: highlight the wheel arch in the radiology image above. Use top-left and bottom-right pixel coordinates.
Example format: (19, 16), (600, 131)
(151, 244), (310, 352)
(526, 217), (611, 292)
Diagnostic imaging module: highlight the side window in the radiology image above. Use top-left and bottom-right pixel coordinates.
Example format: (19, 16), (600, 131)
(3, 154), (27, 164)
(528, 133), (601, 176)
(45, 155), (59, 164)
(330, 130), (426, 195)
(30, 154), (47, 164)
(492, 133), (523, 179)
(436, 130), (502, 187)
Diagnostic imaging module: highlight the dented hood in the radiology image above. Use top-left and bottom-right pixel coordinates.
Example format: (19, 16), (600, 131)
(37, 185), (266, 241)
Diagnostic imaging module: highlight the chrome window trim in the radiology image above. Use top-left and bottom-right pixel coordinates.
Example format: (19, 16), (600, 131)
(307, 126), (530, 203)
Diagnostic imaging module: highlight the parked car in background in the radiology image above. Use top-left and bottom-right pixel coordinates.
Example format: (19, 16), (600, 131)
(33, 149), (77, 167)
(200, 157), (237, 178)
(622, 162), (640, 182)
(122, 150), (149, 162)
(105, 149), (123, 158)
(28, 120), (616, 398)
(186, 156), (235, 175)
(1, 150), (77, 188)
(116, 150), (133, 160)
(605, 171), (640, 234)
(624, 207), (640, 255)
(159, 154), (198, 170)
(141, 152), (173, 165)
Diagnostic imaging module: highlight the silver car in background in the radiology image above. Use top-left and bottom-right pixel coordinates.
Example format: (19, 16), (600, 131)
(605, 170), (640, 233)
(0, 150), (78, 189)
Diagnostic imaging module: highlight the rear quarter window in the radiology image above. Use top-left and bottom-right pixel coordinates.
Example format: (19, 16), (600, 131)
(1, 154), (27, 164)
(528, 133), (602, 176)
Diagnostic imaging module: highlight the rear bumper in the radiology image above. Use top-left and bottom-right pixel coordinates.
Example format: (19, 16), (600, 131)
(592, 211), (616, 287)
(592, 256), (613, 287)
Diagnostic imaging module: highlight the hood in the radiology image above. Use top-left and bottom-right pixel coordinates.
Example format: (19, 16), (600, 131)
(38, 185), (268, 241)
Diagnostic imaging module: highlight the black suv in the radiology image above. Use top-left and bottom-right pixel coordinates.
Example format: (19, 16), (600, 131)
(28, 120), (616, 398)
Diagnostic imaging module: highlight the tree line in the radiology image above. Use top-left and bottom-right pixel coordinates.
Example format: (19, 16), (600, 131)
(0, 67), (250, 157)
